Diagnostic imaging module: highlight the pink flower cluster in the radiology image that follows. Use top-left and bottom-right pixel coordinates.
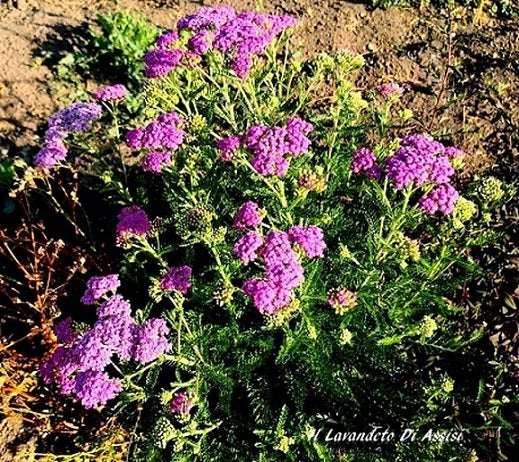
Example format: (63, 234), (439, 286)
(80, 274), (120, 305)
(233, 201), (263, 230)
(116, 205), (152, 243)
(233, 210), (326, 315)
(144, 7), (296, 79)
(217, 118), (313, 176)
(352, 135), (464, 215)
(34, 102), (102, 169)
(349, 148), (382, 179)
(418, 184), (459, 215)
(169, 392), (194, 416)
(376, 83), (403, 98)
(160, 265), (192, 294)
(93, 84), (127, 101)
(126, 111), (185, 173)
(41, 276), (172, 409)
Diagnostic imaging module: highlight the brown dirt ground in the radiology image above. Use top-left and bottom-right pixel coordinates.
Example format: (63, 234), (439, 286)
(1, 0), (518, 174)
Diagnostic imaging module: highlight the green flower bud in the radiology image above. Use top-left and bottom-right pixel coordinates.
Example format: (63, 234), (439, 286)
(418, 316), (437, 339)
(476, 177), (505, 203)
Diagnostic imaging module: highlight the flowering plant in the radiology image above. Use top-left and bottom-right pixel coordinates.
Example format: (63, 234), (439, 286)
(24, 5), (515, 461)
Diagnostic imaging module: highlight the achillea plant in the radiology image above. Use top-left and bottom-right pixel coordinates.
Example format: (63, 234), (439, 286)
(29, 5), (515, 461)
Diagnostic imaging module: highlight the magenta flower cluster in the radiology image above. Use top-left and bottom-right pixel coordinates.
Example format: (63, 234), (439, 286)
(169, 392), (194, 416)
(160, 265), (192, 294)
(328, 288), (358, 313)
(144, 7), (296, 79)
(218, 118), (313, 176)
(41, 276), (172, 409)
(34, 102), (102, 168)
(233, 206), (326, 314)
(93, 84), (127, 101)
(126, 111), (185, 173)
(233, 201), (263, 230)
(116, 205), (152, 243)
(352, 135), (463, 215)
(349, 148), (382, 179)
(80, 274), (120, 305)
(376, 83), (403, 98)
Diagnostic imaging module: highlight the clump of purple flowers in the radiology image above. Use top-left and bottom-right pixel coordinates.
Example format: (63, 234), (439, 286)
(218, 118), (313, 177)
(80, 274), (120, 305)
(160, 266), (192, 294)
(419, 184), (459, 215)
(41, 277), (172, 409)
(93, 84), (127, 101)
(143, 7), (296, 80)
(116, 205), (152, 243)
(233, 201), (263, 229)
(350, 148), (382, 179)
(376, 83), (403, 98)
(126, 111), (185, 173)
(233, 231), (264, 265)
(235, 220), (326, 315)
(353, 135), (463, 215)
(169, 392), (194, 416)
(34, 102), (102, 168)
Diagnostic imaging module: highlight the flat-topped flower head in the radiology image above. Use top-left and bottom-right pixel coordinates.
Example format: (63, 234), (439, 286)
(132, 318), (172, 364)
(160, 266), (192, 294)
(141, 151), (172, 173)
(116, 206), (152, 242)
(288, 225), (327, 259)
(81, 274), (120, 305)
(350, 148), (376, 174)
(144, 48), (184, 78)
(93, 84), (127, 101)
(126, 112), (185, 152)
(74, 370), (122, 409)
(419, 184), (459, 215)
(169, 392), (194, 416)
(156, 30), (180, 49)
(217, 135), (242, 162)
(48, 102), (102, 133)
(234, 231), (264, 265)
(328, 288), (358, 315)
(34, 142), (68, 169)
(233, 201), (263, 230)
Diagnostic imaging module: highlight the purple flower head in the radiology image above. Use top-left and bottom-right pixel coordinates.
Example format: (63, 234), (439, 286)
(169, 392), (194, 415)
(96, 294), (131, 319)
(116, 206), (152, 242)
(141, 151), (172, 173)
(132, 318), (172, 364)
(242, 279), (291, 315)
(233, 231), (264, 265)
(93, 314), (136, 361)
(126, 128), (144, 150)
(262, 231), (304, 289)
(288, 225), (327, 259)
(445, 146), (465, 158)
(376, 83), (403, 98)
(44, 126), (68, 145)
(177, 6), (236, 32)
(156, 30), (180, 49)
(34, 142), (68, 169)
(160, 266), (192, 294)
(419, 184), (459, 215)
(81, 274), (120, 305)
(217, 135), (242, 162)
(127, 113), (185, 152)
(188, 29), (212, 54)
(384, 135), (448, 189)
(40, 346), (79, 394)
(286, 117), (314, 136)
(350, 148), (377, 175)
(428, 156), (455, 185)
(48, 102), (102, 133)
(54, 317), (79, 345)
(233, 201), (263, 230)
(213, 12), (296, 79)
(144, 48), (183, 78)
(74, 370), (122, 409)
(74, 329), (114, 372)
(93, 84), (127, 101)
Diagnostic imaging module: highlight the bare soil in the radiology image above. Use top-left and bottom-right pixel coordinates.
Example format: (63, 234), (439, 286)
(1, 0), (518, 174)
